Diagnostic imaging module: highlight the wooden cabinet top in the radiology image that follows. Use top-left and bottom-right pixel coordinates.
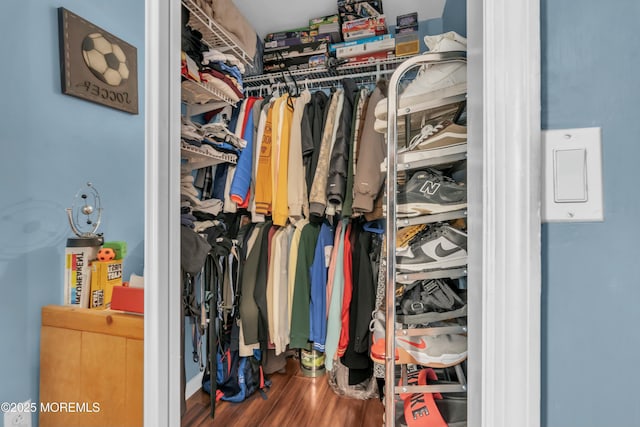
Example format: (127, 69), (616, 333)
(41, 305), (143, 340)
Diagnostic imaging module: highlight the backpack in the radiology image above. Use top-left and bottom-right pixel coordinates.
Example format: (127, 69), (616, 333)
(202, 347), (270, 403)
(200, 224), (271, 417)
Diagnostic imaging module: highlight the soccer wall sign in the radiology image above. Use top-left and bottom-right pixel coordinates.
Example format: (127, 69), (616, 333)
(58, 8), (138, 114)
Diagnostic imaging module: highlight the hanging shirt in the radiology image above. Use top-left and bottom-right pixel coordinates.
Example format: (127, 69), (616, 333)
(309, 221), (335, 352)
(289, 222), (321, 349)
(324, 218), (349, 370)
(288, 90), (312, 221)
(272, 95), (294, 226)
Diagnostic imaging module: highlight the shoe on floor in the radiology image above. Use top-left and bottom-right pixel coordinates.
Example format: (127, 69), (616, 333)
(397, 169), (467, 217)
(396, 223), (467, 272)
(375, 61), (467, 121)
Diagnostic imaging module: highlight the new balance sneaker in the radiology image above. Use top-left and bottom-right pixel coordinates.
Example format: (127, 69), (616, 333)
(370, 309), (467, 368)
(397, 169), (467, 217)
(375, 61), (467, 120)
(396, 224), (467, 272)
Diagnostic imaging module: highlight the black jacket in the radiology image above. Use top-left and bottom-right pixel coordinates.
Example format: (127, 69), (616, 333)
(326, 78), (359, 207)
(301, 91), (329, 197)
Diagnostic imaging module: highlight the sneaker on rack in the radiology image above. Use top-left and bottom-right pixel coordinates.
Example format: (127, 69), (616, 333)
(397, 279), (467, 325)
(400, 120), (466, 152)
(396, 223), (467, 272)
(424, 31), (468, 53)
(375, 61), (467, 121)
(397, 169), (467, 217)
(370, 309), (467, 368)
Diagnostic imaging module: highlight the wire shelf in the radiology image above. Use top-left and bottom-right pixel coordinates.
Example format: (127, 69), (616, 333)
(243, 54), (419, 92)
(181, 141), (237, 170)
(181, 0), (253, 65)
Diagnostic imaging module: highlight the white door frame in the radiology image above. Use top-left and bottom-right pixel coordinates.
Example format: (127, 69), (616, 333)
(143, 0), (541, 426)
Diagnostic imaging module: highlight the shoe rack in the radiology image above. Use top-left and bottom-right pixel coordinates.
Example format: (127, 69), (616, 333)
(382, 52), (469, 427)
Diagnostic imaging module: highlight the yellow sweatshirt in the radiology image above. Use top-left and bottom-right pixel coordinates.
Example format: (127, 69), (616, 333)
(272, 95), (294, 226)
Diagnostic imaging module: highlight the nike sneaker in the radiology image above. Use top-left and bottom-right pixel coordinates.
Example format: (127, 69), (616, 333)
(370, 308), (467, 368)
(397, 169), (467, 217)
(396, 224), (467, 272)
(375, 61), (467, 121)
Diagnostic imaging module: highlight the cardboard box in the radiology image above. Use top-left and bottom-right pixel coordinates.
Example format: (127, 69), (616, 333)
(265, 34), (333, 49)
(396, 12), (418, 28)
(342, 50), (395, 65)
(338, 0), (383, 21)
(265, 27), (311, 42)
(89, 259), (123, 309)
(395, 32), (420, 57)
(111, 286), (144, 314)
(335, 34), (395, 59)
(341, 15), (387, 33)
(330, 33), (392, 53)
(263, 54), (328, 73)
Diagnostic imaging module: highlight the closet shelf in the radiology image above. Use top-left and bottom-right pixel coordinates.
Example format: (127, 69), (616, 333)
(381, 145), (467, 172)
(397, 325), (467, 337)
(396, 93), (467, 118)
(181, 0), (253, 65)
(397, 209), (467, 228)
(396, 267), (467, 285)
(243, 55), (418, 92)
(181, 142), (238, 170)
(181, 80), (238, 110)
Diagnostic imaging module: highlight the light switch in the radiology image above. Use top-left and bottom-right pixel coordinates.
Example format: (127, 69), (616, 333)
(542, 127), (604, 222)
(554, 148), (587, 202)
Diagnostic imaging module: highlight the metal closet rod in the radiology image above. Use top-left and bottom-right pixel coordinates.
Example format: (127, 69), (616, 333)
(243, 67), (395, 95)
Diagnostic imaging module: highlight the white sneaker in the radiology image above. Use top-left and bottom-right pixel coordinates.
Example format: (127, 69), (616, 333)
(424, 31), (467, 53)
(375, 61), (467, 120)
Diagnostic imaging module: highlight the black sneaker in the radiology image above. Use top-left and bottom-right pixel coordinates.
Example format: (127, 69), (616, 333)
(397, 279), (467, 325)
(396, 223), (467, 272)
(397, 169), (466, 217)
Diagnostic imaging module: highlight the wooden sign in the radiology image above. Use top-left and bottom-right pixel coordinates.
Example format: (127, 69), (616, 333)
(58, 8), (138, 114)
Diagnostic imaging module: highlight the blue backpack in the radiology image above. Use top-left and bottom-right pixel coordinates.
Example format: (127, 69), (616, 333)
(203, 347), (270, 403)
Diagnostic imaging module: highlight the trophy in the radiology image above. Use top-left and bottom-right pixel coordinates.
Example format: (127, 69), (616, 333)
(64, 183), (105, 307)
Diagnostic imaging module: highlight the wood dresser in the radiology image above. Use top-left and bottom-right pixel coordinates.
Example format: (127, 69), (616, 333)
(39, 305), (143, 427)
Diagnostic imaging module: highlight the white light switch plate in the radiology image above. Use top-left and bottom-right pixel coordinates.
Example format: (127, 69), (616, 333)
(542, 127), (604, 222)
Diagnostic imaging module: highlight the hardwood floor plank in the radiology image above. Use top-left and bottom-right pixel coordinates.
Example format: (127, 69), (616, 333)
(182, 357), (384, 427)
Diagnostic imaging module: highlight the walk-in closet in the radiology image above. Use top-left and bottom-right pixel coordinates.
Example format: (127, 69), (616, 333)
(178, 1), (469, 426)
(143, 0), (542, 426)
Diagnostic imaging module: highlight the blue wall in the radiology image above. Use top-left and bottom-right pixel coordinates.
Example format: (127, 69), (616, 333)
(541, 1), (640, 426)
(0, 0), (145, 420)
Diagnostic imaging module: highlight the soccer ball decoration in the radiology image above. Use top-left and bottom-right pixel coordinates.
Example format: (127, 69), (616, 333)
(81, 33), (130, 86)
(97, 247), (116, 262)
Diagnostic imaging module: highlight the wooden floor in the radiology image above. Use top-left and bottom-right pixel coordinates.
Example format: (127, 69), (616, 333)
(182, 357), (385, 427)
